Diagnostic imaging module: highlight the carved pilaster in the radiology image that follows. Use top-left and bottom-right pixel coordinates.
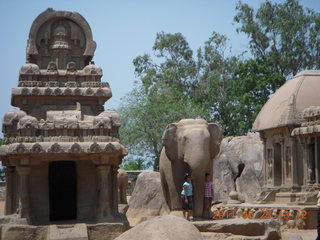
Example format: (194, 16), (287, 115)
(279, 138), (285, 186)
(4, 167), (15, 215)
(112, 166), (119, 215)
(16, 166), (31, 219)
(301, 143), (309, 186)
(96, 165), (112, 219)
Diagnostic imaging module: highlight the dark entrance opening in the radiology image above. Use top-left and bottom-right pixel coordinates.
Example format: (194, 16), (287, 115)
(49, 161), (77, 221)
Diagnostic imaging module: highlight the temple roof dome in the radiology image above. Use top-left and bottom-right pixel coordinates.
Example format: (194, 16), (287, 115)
(19, 63), (40, 75)
(253, 70), (320, 132)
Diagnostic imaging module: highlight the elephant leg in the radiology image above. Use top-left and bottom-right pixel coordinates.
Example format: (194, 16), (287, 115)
(119, 187), (123, 204)
(167, 173), (182, 211)
(121, 187), (127, 204)
(192, 178), (205, 218)
(161, 169), (181, 211)
(160, 171), (171, 209)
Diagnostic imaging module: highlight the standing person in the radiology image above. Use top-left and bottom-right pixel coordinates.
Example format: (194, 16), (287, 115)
(203, 173), (214, 219)
(181, 174), (193, 221)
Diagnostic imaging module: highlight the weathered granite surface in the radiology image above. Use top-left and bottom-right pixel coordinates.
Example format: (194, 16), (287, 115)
(126, 171), (169, 226)
(213, 133), (263, 203)
(115, 215), (203, 240)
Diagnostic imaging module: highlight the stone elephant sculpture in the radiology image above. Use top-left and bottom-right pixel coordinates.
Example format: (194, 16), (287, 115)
(159, 119), (222, 217)
(117, 169), (128, 204)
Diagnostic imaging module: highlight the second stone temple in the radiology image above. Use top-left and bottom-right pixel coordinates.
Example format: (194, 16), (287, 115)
(0, 8), (127, 224)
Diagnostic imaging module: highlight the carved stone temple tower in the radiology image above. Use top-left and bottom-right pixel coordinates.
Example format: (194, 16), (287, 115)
(0, 9), (127, 224)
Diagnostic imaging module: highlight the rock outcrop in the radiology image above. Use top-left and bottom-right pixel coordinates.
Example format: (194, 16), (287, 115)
(213, 133), (264, 203)
(126, 171), (169, 225)
(115, 215), (203, 240)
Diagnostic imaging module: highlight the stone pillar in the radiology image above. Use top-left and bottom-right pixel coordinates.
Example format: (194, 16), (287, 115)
(16, 166), (31, 219)
(263, 140), (267, 187)
(280, 139), (285, 186)
(96, 165), (112, 219)
(301, 142), (310, 186)
(112, 166), (119, 215)
(4, 167), (15, 215)
(291, 139), (298, 187)
(284, 144), (293, 187)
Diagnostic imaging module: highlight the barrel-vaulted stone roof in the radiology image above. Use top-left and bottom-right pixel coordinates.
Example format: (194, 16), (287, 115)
(252, 70), (320, 132)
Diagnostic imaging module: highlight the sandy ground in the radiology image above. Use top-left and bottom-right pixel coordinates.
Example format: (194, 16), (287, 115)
(282, 229), (317, 240)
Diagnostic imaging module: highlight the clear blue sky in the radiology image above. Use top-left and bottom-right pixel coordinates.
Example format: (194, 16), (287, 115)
(0, 0), (319, 134)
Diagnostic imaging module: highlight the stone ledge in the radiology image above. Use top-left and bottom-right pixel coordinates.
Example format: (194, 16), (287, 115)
(0, 221), (129, 240)
(12, 87), (112, 98)
(0, 142), (127, 156)
(192, 218), (280, 237)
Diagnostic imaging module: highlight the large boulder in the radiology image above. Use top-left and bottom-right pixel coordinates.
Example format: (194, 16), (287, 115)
(213, 133), (264, 203)
(126, 171), (170, 225)
(115, 215), (203, 240)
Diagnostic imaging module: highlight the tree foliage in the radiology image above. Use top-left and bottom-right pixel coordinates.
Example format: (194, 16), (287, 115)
(118, 0), (320, 169)
(193, 32), (239, 135)
(228, 58), (285, 135)
(119, 33), (206, 170)
(234, 0), (320, 79)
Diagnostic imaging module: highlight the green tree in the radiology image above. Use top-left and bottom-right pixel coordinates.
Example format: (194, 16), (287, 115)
(234, 0), (320, 79)
(133, 32), (198, 94)
(119, 83), (204, 171)
(121, 157), (148, 171)
(229, 0), (320, 135)
(228, 58), (285, 135)
(193, 32), (239, 135)
(119, 32), (207, 170)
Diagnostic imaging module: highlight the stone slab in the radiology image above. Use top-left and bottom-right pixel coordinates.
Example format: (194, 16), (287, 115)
(87, 222), (129, 240)
(47, 223), (88, 240)
(1, 224), (47, 240)
(192, 218), (280, 237)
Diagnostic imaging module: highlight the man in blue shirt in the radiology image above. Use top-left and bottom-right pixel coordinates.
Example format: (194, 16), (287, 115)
(181, 173), (193, 221)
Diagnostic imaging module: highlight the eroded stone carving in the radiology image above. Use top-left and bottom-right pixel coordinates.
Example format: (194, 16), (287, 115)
(0, 9), (127, 224)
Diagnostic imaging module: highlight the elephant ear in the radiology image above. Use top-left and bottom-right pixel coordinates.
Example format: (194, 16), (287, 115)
(208, 123), (222, 159)
(162, 123), (178, 162)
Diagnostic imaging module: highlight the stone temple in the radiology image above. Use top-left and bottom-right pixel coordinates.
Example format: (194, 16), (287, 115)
(0, 8), (127, 224)
(253, 70), (320, 205)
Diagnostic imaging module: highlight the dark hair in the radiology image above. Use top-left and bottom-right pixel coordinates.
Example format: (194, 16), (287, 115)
(205, 173), (210, 177)
(184, 173), (191, 180)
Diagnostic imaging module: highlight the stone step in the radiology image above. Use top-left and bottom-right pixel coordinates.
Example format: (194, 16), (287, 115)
(201, 232), (267, 240)
(192, 218), (280, 239)
(47, 223), (88, 240)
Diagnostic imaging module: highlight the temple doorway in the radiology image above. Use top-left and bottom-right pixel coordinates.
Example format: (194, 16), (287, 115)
(49, 161), (77, 221)
(274, 143), (282, 186)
